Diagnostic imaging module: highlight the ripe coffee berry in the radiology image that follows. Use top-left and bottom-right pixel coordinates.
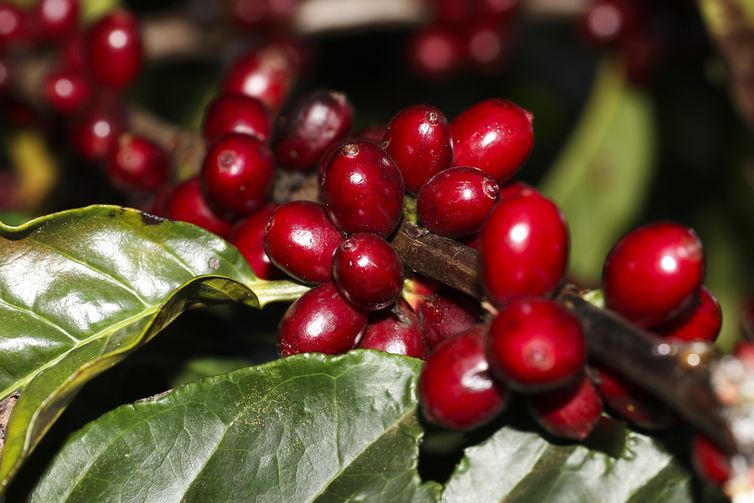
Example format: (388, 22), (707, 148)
(165, 178), (233, 238)
(223, 44), (297, 113)
(383, 104), (452, 194)
(420, 326), (509, 430)
(277, 282), (366, 357)
(692, 434), (731, 487)
(464, 19), (511, 74)
(527, 376), (603, 441)
(36, 0), (79, 40)
(201, 132), (275, 217)
(452, 99), (534, 182)
(203, 93), (271, 143)
(321, 141), (404, 237)
(87, 10), (143, 90)
(488, 298), (585, 392)
(480, 191), (568, 304)
(274, 89), (353, 170)
(660, 286), (722, 342)
(106, 134), (170, 193)
(230, 0), (297, 28)
(417, 167), (499, 239)
(407, 25), (464, 79)
(332, 233), (404, 311)
(358, 301), (426, 359)
(42, 68), (91, 115)
(0, 2), (27, 45)
(264, 201), (342, 284)
(603, 222), (704, 328)
(579, 0), (642, 47)
(412, 291), (481, 350)
(69, 101), (126, 162)
(231, 205), (282, 280)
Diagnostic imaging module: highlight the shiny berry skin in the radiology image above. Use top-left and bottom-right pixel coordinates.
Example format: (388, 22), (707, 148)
(383, 104), (453, 194)
(43, 68), (91, 114)
(660, 287), (722, 342)
(419, 326), (509, 430)
(87, 10), (143, 90)
(203, 93), (271, 143)
(332, 233), (404, 311)
(488, 298), (585, 392)
(480, 192), (568, 304)
(452, 99), (534, 182)
(321, 141), (404, 237)
(692, 434), (731, 487)
(69, 101), (126, 162)
(414, 291), (481, 350)
(201, 132), (275, 218)
(165, 178), (233, 238)
(603, 222), (704, 329)
(264, 201), (342, 284)
(223, 44), (297, 113)
(231, 205), (282, 280)
(274, 89), (354, 171)
(418, 167), (499, 239)
(358, 301), (426, 359)
(36, 0), (79, 40)
(106, 134), (170, 193)
(0, 2), (28, 46)
(277, 282), (366, 357)
(407, 25), (464, 79)
(527, 376), (603, 441)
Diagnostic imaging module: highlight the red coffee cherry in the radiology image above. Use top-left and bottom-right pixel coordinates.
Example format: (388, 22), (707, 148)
(480, 0), (520, 20)
(579, 0), (642, 48)
(321, 141), (404, 237)
(264, 201), (342, 284)
(527, 376), (603, 441)
(420, 326), (509, 430)
(106, 134), (170, 193)
(383, 104), (452, 194)
(413, 291), (481, 350)
(201, 132), (275, 218)
(407, 25), (464, 79)
(69, 100), (126, 162)
(692, 434), (731, 487)
(0, 2), (28, 46)
(463, 19), (511, 74)
(660, 286), (722, 342)
(499, 180), (535, 199)
(165, 178), (233, 238)
(431, 0), (478, 25)
(358, 301), (427, 359)
(87, 10), (143, 90)
(273, 89), (354, 170)
(451, 99), (534, 182)
(231, 205), (282, 280)
(230, 0), (297, 28)
(602, 222), (704, 329)
(418, 167), (499, 239)
(36, 0), (79, 40)
(42, 68), (91, 115)
(488, 298), (585, 392)
(277, 282), (367, 357)
(480, 191), (568, 304)
(332, 233), (404, 311)
(223, 44), (297, 113)
(203, 93), (272, 143)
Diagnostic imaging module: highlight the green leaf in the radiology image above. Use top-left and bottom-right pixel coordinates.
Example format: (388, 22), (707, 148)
(31, 350), (440, 503)
(540, 58), (656, 285)
(0, 205), (308, 489)
(442, 426), (693, 503)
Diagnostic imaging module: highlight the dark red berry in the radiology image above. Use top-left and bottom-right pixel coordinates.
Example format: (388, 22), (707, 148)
(0, 2), (28, 46)
(223, 44), (297, 113)
(332, 233), (404, 311)
(69, 101), (126, 162)
(354, 125), (386, 143)
(464, 19), (511, 74)
(480, 0), (520, 20)
(321, 141), (404, 237)
(419, 326), (509, 430)
(165, 178), (233, 238)
(106, 134), (170, 193)
(277, 282), (366, 357)
(231, 205), (282, 280)
(43, 68), (91, 114)
(203, 93), (271, 143)
(358, 301), (426, 359)
(452, 99), (534, 182)
(527, 376), (603, 441)
(264, 201), (342, 284)
(230, 0), (297, 28)
(273, 89), (354, 171)
(431, 0), (478, 25)
(383, 104), (452, 194)
(413, 291), (481, 350)
(87, 10), (143, 90)
(735, 341), (754, 369)
(407, 25), (464, 79)
(201, 132), (275, 217)
(603, 222), (704, 329)
(660, 287), (722, 342)
(36, 0), (79, 40)
(499, 180), (535, 199)
(480, 191), (568, 304)
(60, 31), (87, 70)
(418, 167), (499, 239)
(579, 0), (642, 48)
(488, 298), (585, 392)
(692, 434), (731, 487)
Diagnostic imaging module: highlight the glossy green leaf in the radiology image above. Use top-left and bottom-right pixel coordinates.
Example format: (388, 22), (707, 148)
(0, 205), (308, 489)
(540, 58), (656, 284)
(31, 350), (440, 503)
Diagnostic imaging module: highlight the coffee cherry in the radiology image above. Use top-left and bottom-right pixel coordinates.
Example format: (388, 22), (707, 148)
(106, 134), (170, 193)
(431, 0), (478, 25)
(223, 44), (297, 113)
(264, 201), (342, 284)
(201, 132), (275, 218)
(203, 93), (272, 143)
(464, 19), (511, 74)
(354, 125), (386, 143)
(230, 0), (297, 28)
(488, 298), (584, 392)
(0, 2), (28, 46)
(36, 0), (79, 40)
(165, 178), (233, 238)
(452, 99), (534, 182)
(499, 180), (535, 199)
(231, 205), (282, 280)
(660, 287), (722, 342)
(414, 291), (481, 350)
(321, 141), (404, 237)
(481, 0), (520, 20)
(42, 68), (91, 115)
(69, 101), (126, 162)
(407, 25), (464, 79)
(527, 376), (603, 441)
(332, 233), (404, 311)
(419, 326), (509, 430)
(358, 301), (426, 359)
(692, 434), (731, 487)
(418, 167), (499, 239)
(87, 10), (143, 90)
(579, 0), (642, 48)
(277, 282), (366, 357)
(480, 191), (568, 304)
(60, 31), (87, 70)
(602, 222), (704, 328)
